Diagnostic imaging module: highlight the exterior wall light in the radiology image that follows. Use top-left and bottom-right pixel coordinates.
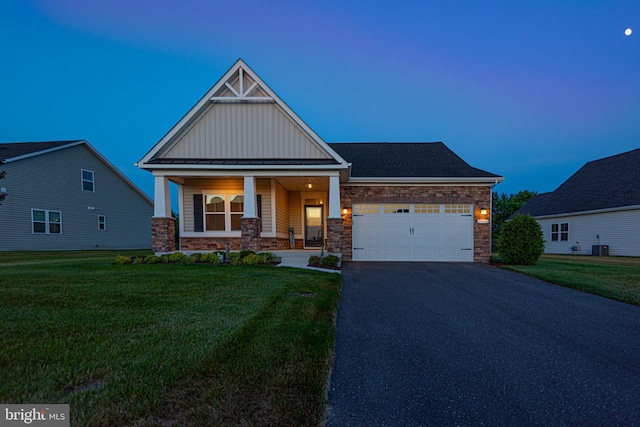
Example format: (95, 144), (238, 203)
(342, 208), (348, 215)
(480, 207), (488, 216)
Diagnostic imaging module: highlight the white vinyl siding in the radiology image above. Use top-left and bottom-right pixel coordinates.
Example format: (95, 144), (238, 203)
(162, 103), (332, 159)
(537, 209), (640, 256)
(353, 203), (474, 262)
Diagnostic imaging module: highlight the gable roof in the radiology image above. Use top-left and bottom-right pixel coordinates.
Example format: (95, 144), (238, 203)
(0, 140), (84, 162)
(0, 140), (152, 205)
(138, 59), (348, 170)
(516, 148), (640, 217)
(329, 142), (502, 181)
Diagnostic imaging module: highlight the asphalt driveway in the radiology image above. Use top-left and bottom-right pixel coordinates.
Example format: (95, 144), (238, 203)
(325, 262), (640, 426)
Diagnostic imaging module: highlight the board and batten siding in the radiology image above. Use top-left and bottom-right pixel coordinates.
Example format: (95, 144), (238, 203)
(162, 103), (332, 159)
(537, 209), (640, 256)
(0, 144), (152, 251)
(182, 178), (273, 233)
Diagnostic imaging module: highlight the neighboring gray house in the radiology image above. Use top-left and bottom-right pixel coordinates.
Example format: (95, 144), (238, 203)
(0, 140), (153, 251)
(516, 148), (640, 256)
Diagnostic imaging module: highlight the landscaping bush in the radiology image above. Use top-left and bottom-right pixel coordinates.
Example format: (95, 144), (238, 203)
(200, 253), (220, 265)
(239, 250), (255, 260)
(144, 255), (161, 264)
(308, 255), (321, 266)
(497, 214), (545, 265)
(115, 255), (132, 265)
(229, 252), (242, 265)
(257, 252), (275, 264)
(242, 253), (260, 265)
(321, 254), (340, 268)
(168, 252), (189, 264)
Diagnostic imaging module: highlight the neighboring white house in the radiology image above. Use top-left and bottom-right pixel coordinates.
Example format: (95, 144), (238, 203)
(515, 148), (640, 256)
(137, 59), (503, 262)
(0, 140), (153, 251)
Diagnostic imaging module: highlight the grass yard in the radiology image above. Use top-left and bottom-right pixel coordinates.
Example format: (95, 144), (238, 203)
(0, 251), (341, 426)
(501, 254), (640, 306)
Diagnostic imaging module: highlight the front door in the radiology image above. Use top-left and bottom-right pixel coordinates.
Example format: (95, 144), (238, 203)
(304, 205), (324, 248)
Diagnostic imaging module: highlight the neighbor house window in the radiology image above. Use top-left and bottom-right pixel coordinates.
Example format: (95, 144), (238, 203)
(551, 223), (569, 241)
(203, 193), (244, 232)
(98, 215), (106, 231)
(82, 169), (95, 192)
(32, 209), (62, 234)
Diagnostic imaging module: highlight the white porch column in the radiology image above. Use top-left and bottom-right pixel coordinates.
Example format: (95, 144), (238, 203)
(328, 175), (341, 218)
(243, 176), (257, 218)
(153, 176), (171, 217)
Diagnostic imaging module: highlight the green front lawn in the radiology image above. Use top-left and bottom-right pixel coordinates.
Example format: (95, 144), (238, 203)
(501, 254), (640, 306)
(0, 251), (341, 426)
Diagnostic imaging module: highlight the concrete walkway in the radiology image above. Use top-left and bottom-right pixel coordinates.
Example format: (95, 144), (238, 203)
(272, 250), (341, 273)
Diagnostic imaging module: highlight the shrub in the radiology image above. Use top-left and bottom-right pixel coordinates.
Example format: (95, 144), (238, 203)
(168, 252), (189, 264)
(228, 252), (242, 265)
(132, 256), (146, 265)
(242, 253), (260, 265)
(144, 255), (161, 264)
(497, 214), (545, 265)
(239, 250), (256, 260)
(115, 255), (132, 265)
(200, 253), (220, 265)
(321, 254), (340, 268)
(308, 255), (321, 266)
(189, 253), (202, 263)
(257, 252), (274, 264)
(159, 254), (171, 264)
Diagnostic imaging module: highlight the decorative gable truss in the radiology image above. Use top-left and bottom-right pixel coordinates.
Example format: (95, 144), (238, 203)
(138, 59), (348, 168)
(211, 66), (272, 101)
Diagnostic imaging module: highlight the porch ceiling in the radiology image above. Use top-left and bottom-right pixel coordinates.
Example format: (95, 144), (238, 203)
(275, 176), (328, 192)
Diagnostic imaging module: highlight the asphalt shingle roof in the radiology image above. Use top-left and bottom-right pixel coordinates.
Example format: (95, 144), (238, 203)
(516, 148), (640, 217)
(328, 142), (500, 178)
(0, 141), (82, 161)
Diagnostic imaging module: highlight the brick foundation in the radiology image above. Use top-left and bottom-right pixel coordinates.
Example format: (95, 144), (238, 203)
(326, 218), (343, 253)
(180, 237), (242, 251)
(151, 217), (176, 253)
(340, 185), (492, 262)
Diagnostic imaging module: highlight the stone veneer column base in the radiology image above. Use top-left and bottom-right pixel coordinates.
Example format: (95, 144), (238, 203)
(151, 217), (176, 253)
(326, 218), (343, 254)
(241, 217), (261, 251)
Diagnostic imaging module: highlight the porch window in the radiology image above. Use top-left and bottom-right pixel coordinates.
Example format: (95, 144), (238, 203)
(202, 193), (244, 232)
(205, 195), (226, 231)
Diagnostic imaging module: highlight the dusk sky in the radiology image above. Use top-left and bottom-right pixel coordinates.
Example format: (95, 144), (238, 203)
(2, 0), (639, 201)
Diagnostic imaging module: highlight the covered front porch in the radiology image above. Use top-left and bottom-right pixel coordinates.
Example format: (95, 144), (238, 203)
(151, 171), (344, 254)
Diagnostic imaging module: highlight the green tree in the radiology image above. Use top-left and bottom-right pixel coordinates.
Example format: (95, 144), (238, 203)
(497, 214), (545, 265)
(492, 190), (537, 243)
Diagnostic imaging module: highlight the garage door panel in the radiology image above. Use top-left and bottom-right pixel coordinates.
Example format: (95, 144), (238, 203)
(353, 203), (474, 262)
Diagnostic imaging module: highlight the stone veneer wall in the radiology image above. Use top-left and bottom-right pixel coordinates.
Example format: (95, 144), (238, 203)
(180, 237), (242, 251)
(151, 217), (176, 253)
(340, 185), (492, 262)
(326, 218), (343, 253)
(241, 217), (261, 251)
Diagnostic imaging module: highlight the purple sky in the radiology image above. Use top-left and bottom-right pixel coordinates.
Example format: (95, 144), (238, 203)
(1, 0), (639, 200)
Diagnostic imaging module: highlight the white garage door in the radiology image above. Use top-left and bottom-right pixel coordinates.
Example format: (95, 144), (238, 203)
(352, 203), (474, 262)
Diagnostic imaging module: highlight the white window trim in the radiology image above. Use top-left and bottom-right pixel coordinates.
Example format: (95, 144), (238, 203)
(82, 169), (95, 192)
(202, 192), (244, 233)
(31, 208), (62, 234)
(98, 215), (107, 231)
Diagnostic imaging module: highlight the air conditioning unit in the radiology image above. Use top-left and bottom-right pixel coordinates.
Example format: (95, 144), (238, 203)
(592, 245), (609, 256)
